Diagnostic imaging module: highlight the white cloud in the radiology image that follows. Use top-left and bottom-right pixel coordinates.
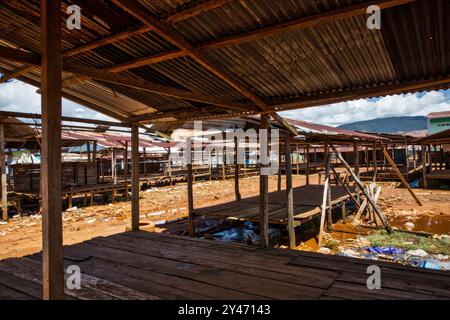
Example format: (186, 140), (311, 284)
(1, 81), (449, 128)
(280, 90), (450, 126)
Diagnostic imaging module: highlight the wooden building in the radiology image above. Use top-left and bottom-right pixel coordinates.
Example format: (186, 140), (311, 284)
(0, 0), (449, 300)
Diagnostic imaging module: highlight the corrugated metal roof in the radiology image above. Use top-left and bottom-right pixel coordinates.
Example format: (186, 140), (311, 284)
(428, 111), (450, 119)
(0, 0), (448, 123)
(286, 118), (384, 141)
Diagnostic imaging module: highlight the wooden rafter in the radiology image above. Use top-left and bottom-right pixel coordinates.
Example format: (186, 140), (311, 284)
(0, 45), (256, 112)
(197, 0), (416, 51)
(0, 65), (35, 84)
(64, 0), (234, 58)
(1, 1), (234, 82)
(110, 0), (297, 135)
(82, 0), (415, 75)
(273, 77), (450, 112)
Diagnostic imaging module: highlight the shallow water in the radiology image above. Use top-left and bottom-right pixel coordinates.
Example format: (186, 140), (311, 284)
(390, 215), (450, 234)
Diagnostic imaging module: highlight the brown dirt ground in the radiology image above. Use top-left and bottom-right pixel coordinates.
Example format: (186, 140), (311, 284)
(1, 174), (449, 260)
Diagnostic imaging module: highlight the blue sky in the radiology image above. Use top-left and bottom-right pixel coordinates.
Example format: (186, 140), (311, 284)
(1, 80), (449, 127)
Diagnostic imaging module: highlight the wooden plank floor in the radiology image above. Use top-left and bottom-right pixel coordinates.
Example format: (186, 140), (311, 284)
(1, 232), (449, 300)
(194, 185), (357, 225)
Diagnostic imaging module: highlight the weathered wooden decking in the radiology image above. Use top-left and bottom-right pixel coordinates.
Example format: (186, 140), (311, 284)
(194, 185), (357, 225)
(0, 232), (449, 300)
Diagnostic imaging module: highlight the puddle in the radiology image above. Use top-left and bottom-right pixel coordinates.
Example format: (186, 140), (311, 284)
(391, 215), (450, 235)
(209, 221), (282, 246)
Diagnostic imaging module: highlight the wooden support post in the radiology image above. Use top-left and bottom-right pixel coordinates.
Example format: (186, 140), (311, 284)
(0, 124), (7, 221)
(421, 144), (427, 188)
(86, 141), (91, 162)
(131, 124), (140, 231)
(143, 147), (147, 176)
(354, 142), (360, 201)
(41, 0), (64, 300)
(382, 146), (423, 206)
(112, 149), (117, 185)
(306, 144), (310, 185)
(330, 145), (393, 234)
(372, 142), (377, 172)
(92, 141), (97, 163)
(318, 151), (331, 247)
(325, 143), (332, 232)
(187, 137), (195, 237)
(168, 147), (173, 185)
(277, 147), (282, 191)
(259, 115), (270, 249)
(222, 143), (226, 180)
(365, 146), (369, 173)
(341, 201), (347, 224)
(285, 135), (295, 249)
(234, 137), (241, 201)
(124, 140), (129, 196)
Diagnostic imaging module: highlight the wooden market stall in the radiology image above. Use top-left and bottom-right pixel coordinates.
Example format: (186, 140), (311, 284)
(0, 0), (448, 300)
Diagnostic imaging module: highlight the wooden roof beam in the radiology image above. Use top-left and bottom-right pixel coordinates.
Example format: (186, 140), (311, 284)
(64, 0), (234, 58)
(92, 0), (416, 72)
(198, 0), (416, 51)
(0, 45), (255, 112)
(0, 65), (35, 84)
(272, 76), (450, 112)
(110, 0), (298, 135)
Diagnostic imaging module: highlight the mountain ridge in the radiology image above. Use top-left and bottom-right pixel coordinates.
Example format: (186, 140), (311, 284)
(337, 116), (427, 134)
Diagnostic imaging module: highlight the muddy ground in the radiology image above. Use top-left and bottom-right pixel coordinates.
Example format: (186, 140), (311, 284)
(1, 174), (449, 265)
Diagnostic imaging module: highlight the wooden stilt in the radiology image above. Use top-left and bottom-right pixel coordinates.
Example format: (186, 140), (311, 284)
(285, 135), (295, 249)
(143, 147), (147, 176)
(422, 144), (427, 188)
(112, 149), (117, 185)
(124, 141), (129, 197)
(259, 115), (270, 249)
(131, 124), (140, 231)
(277, 147), (282, 191)
(234, 137), (241, 201)
(187, 137), (195, 237)
(40, 0), (64, 300)
(306, 144), (310, 185)
(353, 142), (360, 201)
(382, 146), (422, 206)
(318, 150), (331, 247)
(0, 124), (7, 221)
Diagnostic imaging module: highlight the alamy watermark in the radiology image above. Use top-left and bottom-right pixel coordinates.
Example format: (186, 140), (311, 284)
(67, 5), (82, 30)
(66, 265), (81, 290)
(366, 265), (381, 290)
(170, 121), (280, 176)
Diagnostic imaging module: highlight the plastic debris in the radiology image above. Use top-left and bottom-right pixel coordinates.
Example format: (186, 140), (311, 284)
(406, 249), (429, 257)
(366, 247), (404, 255)
(317, 247), (331, 254)
(404, 222), (415, 231)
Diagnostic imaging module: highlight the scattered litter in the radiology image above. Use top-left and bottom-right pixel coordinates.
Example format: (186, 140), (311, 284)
(403, 222), (415, 231)
(406, 249), (429, 257)
(86, 218), (97, 224)
(66, 206), (79, 212)
(338, 249), (361, 258)
(366, 247), (404, 255)
(317, 247), (331, 254)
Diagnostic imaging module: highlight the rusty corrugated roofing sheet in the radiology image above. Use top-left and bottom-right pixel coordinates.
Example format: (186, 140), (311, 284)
(0, 0), (448, 123)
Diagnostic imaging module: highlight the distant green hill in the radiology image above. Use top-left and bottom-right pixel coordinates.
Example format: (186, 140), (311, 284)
(338, 116), (427, 134)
